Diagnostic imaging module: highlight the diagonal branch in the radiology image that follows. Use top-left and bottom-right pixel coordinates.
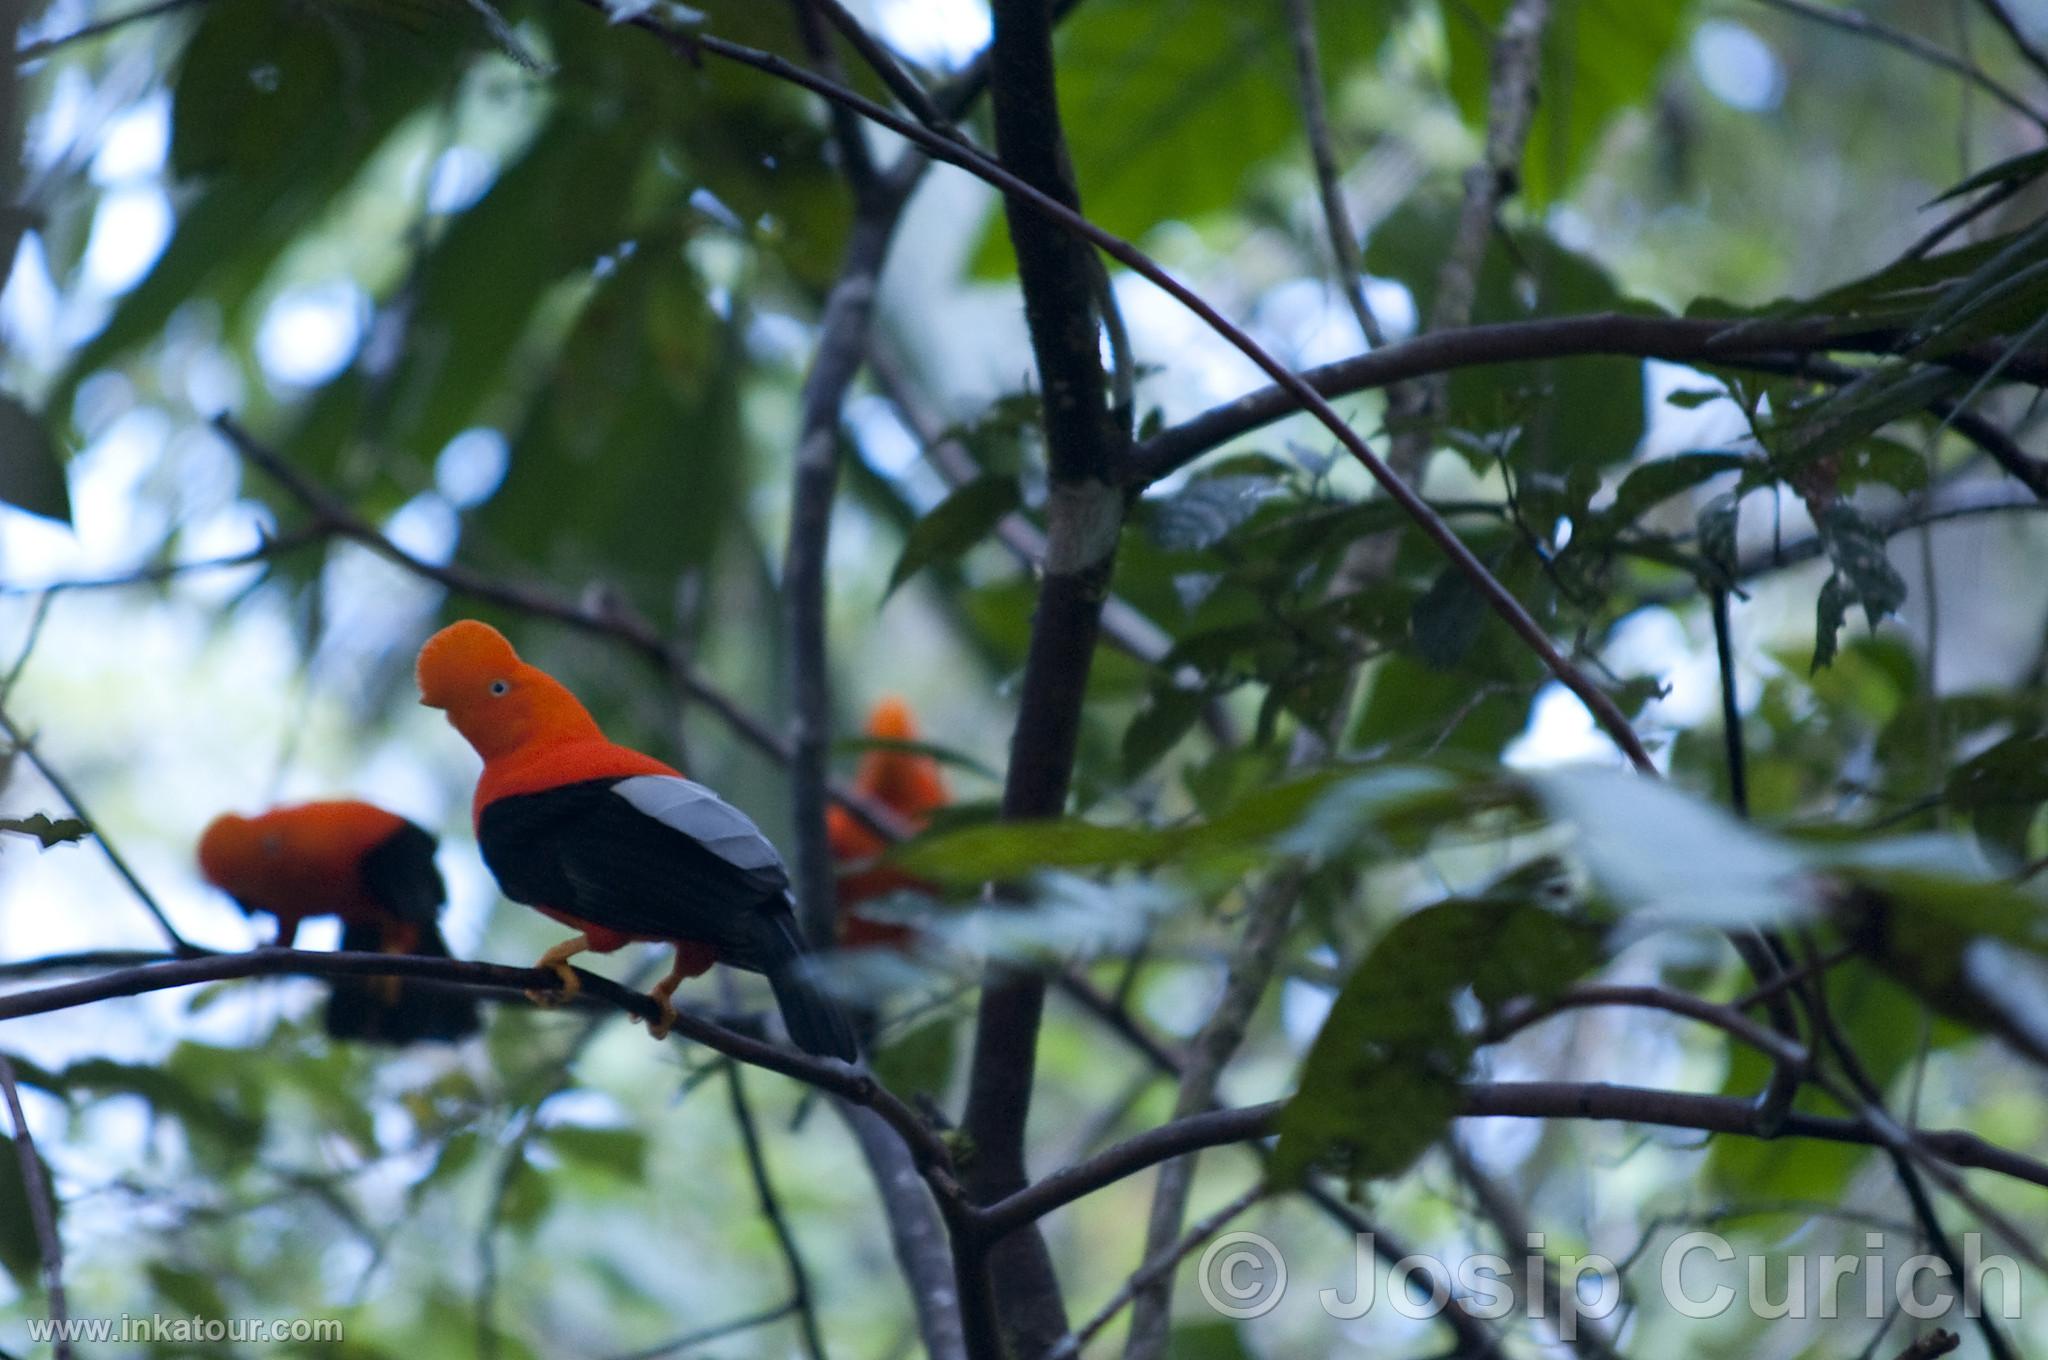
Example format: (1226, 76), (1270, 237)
(1970, 0), (2048, 85)
(1751, 0), (2048, 128)
(1127, 314), (2048, 489)
(1284, 0), (1383, 348)
(723, 1061), (829, 1360)
(208, 414), (912, 843)
(0, 1053), (67, 1360)
(596, 4), (1666, 771)
(0, 704), (191, 953)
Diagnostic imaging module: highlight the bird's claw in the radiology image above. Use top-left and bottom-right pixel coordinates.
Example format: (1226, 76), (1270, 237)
(525, 960), (580, 1008)
(640, 997), (681, 1041)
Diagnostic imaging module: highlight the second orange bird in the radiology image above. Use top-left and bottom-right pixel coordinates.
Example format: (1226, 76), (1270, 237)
(415, 620), (859, 1060)
(198, 801), (480, 1044)
(827, 696), (948, 950)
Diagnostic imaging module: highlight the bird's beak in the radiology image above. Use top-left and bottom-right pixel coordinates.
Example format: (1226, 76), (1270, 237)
(419, 693), (446, 710)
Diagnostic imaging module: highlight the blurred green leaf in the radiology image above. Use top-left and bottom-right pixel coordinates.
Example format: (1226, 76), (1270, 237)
(871, 1015), (957, 1100)
(1445, 0), (1689, 206)
(970, 0), (1395, 273)
(886, 475), (1021, 598)
(1537, 767), (1816, 927)
(0, 814), (89, 848)
(0, 1132), (49, 1289)
(1273, 898), (1599, 1186)
(543, 1124), (648, 1182)
(0, 397), (70, 524)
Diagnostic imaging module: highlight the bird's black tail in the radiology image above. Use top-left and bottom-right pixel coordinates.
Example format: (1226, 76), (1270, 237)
(325, 920), (481, 1045)
(765, 915), (860, 1061)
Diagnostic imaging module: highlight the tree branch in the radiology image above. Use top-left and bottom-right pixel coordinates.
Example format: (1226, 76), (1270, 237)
(1750, 0), (2048, 128)
(0, 704), (191, 953)
(1970, 0), (2048, 85)
(0, 1053), (67, 1360)
(1283, 0), (1383, 348)
(954, 0), (1129, 1350)
(602, 0), (1660, 770)
(1128, 314), (2048, 490)
(0, 947), (956, 1178)
(980, 1082), (2048, 1237)
(723, 1061), (829, 1360)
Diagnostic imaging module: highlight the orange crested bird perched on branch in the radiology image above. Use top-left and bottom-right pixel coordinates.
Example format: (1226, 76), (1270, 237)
(827, 696), (948, 950)
(415, 619), (859, 1060)
(198, 802), (480, 1044)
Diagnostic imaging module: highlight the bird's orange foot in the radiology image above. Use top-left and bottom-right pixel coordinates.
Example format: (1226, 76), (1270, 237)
(525, 934), (590, 1008)
(642, 995), (681, 1041)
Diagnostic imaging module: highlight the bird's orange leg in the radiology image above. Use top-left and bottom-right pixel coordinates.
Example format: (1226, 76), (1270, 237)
(642, 941), (717, 1040)
(526, 933), (591, 1007)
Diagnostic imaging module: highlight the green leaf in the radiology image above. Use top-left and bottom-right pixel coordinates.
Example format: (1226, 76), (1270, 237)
(0, 1132), (49, 1289)
(1812, 573), (1850, 672)
(1817, 503), (1907, 630)
(1122, 684), (1207, 779)
(0, 397), (70, 524)
(885, 475), (1022, 598)
(1928, 146), (2048, 205)
(1445, 0), (1689, 205)
(0, 814), (89, 848)
(1272, 898), (1599, 1186)
(1140, 473), (1286, 551)
(1366, 204), (1650, 472)
(1535, 768), (1816, 928)
(871, 1016), (957, 1100)
(543, 1125), (647, 1182)
(1411, 562), (1486, 669)
(1838, 438), (1928, 495)
(1611, 452), (1749, 520)
(499, 1154), (553, 1232)
(969, 0), (1396, 273)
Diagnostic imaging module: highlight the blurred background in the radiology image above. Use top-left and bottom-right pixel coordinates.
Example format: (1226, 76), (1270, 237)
(1, 0), (2047, 1356)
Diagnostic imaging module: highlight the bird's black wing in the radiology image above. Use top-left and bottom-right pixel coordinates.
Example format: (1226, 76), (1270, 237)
(357, 820), (446, 926)
(479, 777), (795, 967)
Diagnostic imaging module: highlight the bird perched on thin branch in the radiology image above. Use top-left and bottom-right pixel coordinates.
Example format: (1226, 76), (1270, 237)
(198, 801), (480, 1044)
(415, 619), (858, 1060)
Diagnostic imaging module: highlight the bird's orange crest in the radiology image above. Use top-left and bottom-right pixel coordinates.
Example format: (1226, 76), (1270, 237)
(417, 620), (603, 761)
(855, 696), (948, 819)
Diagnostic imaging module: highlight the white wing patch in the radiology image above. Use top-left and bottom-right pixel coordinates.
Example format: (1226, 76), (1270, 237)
(612, 775), (787, 873)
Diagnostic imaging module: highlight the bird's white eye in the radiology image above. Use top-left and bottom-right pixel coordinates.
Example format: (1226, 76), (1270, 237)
(489, 679), (510, 696)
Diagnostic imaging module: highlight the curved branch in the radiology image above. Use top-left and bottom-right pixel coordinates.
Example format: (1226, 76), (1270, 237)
(979, 1081), (2048, 1238)
(1128, 314), (2048, 490)
(0, 947), (955, 1177)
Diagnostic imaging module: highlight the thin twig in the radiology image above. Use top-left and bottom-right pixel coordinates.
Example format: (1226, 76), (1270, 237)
(978, 1083), (2048, 1237)
(0, 525), (325, 596)
(1284, 0), (1383, 348)
(722, 1061), (828, 1360)
(804, 0), (948, 131)
(1123, 867), (1302, 1360)
(208, 414), (913, 844)
(596, 0), (1661, 774)
(0, 947), (954, 1176)
(14, 0), (204, 63)
(1970, 0), (2048, 83)
(1749, 0), (2048, 128)
(0, 1053), (68, 1360)
(0, 704), (191, 953)
(599, 1303), (801, 1360)
(1053, 1181), (1267, 1359)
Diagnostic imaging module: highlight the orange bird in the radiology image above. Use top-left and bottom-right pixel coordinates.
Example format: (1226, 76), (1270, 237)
(198, 802), (479, 1044)
(827, 697), (948, 949)
(415, 620), (858, 1060)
